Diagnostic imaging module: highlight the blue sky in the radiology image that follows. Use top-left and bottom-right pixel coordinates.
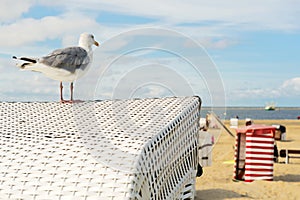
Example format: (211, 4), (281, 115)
(0, 1), (300, 107)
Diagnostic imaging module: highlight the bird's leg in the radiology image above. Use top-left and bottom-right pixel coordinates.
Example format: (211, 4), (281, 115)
(60, 82), (72, 103)
(60, 82), (64, 102)
(69, 82), (83, 103)
(70, 82), (74, 101)
(60, 82), (82, 104)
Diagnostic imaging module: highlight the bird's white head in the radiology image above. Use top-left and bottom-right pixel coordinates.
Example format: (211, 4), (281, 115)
(79, 33), (99, 51)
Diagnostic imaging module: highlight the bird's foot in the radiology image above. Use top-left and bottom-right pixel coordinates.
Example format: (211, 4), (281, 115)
(60, 99), (84, 104)
(72, 99), (84, 103)
(60, 99), (73, 104)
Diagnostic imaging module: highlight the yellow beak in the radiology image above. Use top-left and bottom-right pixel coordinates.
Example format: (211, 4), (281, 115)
(94, 41), (99, 46)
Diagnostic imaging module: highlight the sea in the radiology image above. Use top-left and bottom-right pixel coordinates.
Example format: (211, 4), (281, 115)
(200, 107), (300, 120)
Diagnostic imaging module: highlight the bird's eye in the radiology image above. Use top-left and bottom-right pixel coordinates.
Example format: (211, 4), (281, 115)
(91, 35), (94, 39)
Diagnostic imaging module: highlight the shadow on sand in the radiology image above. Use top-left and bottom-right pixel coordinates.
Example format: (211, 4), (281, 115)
(195, 189), (252, 200)
(279, 139), (294, 142)
(274, 174), (300, 182)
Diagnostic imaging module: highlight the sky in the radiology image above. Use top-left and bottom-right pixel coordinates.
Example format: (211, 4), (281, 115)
(0, 0), (300, 107)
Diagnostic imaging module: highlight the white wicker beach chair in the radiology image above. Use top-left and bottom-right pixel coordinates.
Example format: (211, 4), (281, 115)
(0, 97), (201, 199)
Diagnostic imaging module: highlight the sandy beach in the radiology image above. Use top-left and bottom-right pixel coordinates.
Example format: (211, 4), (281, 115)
(195, 120), (300, 200)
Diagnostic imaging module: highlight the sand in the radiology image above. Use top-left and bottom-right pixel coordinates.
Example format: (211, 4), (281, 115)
(195, 120), (300, 200)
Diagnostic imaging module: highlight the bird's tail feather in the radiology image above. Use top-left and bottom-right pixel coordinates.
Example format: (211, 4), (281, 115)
(12, 56), (37, 69)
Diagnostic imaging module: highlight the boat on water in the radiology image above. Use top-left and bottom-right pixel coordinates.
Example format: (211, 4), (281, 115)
(265, 102), (276, 111)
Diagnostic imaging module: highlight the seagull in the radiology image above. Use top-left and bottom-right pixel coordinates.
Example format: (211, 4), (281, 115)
(13, 33), (99, 103)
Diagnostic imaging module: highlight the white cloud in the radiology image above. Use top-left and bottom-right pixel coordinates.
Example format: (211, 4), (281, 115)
(280, 77), (300, 95)
(231, 88), (281, 99)
(195, 37), (238, 49)
(227, 77), (300, 106)
(0, 0), (34, 23)
(0, 13), (99, 47)
(37, 0), (300, 31)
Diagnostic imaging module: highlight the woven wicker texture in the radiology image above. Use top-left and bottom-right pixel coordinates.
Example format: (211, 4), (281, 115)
(0, 97), (201, 200)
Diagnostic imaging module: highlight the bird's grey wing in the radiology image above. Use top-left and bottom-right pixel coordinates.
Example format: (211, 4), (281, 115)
(40, 47), (90, 73)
